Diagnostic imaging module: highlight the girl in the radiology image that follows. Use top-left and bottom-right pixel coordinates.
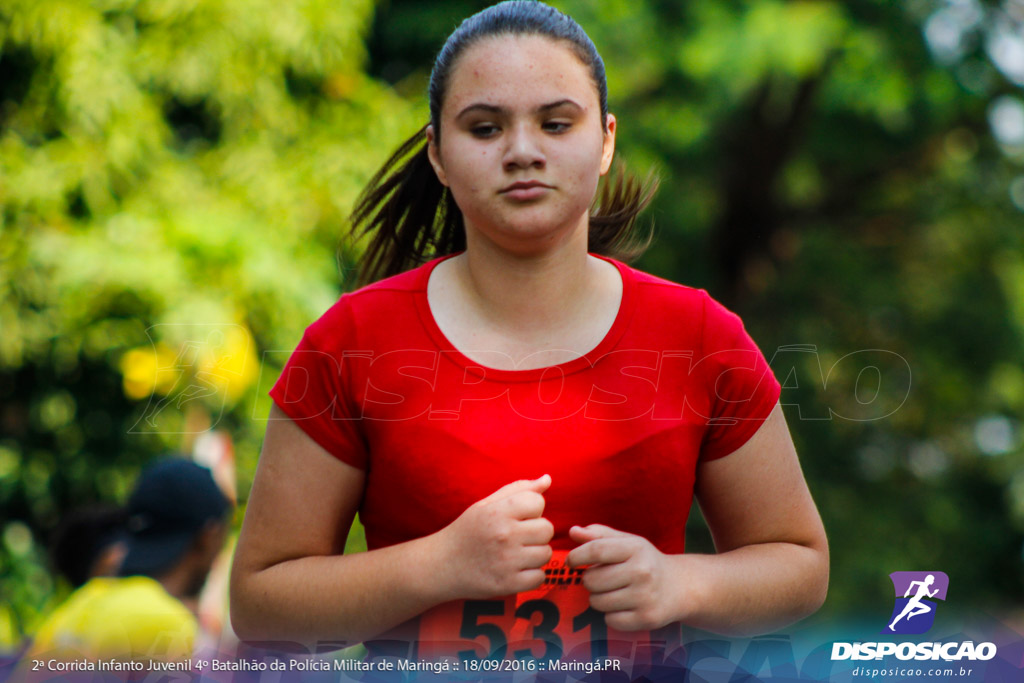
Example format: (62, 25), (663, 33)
(230, 0), (828, 663)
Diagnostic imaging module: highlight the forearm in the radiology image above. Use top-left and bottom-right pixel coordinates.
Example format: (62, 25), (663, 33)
(667, 541), (828, 636)
(230, 533), (453, 647)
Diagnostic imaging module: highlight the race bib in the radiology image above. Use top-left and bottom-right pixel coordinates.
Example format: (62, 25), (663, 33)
(417, 550), (642, 662)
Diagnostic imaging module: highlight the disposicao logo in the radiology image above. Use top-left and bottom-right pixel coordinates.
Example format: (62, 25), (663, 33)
(883, 570), (948, 635)
(831, 571), (997, 663)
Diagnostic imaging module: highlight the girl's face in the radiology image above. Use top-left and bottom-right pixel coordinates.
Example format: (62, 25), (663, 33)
(427, 34), (616, 254)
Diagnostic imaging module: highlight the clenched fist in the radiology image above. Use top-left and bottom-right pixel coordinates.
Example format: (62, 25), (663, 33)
(434, 475), (555, 600)
(567, 524), (678, 631)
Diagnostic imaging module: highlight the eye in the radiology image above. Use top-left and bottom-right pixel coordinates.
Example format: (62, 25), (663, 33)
(542, 120), (572, 134)
(470, 124), (499, 138)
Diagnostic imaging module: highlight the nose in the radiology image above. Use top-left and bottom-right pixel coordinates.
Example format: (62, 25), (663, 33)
(502, 123), (545, 172)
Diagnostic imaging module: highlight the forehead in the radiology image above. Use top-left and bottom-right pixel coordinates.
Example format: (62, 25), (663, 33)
(443, 34), (598, 114)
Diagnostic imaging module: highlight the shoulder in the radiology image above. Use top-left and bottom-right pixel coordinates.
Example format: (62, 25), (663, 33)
(100, 578), (197, 651)
(615, 259), (723, 324)
(350, 259), (431, 299)
(101, 577), (195, 624)
(614, 260), (758, 353)
(304, 258), (437, 347)
(616, 260), (708, 306)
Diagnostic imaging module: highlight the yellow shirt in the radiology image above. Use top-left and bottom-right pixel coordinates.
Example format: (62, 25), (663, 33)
(27, 576), (196, 662)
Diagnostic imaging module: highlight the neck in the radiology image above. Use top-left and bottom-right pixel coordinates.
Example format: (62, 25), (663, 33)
(454, 222), (598, 336)
(153, 563), (199, 615)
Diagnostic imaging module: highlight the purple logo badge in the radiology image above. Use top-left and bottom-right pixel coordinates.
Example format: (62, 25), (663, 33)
(883, 571), (949, 635)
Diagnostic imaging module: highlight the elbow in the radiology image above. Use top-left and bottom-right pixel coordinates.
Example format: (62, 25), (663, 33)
(754, 533), (829, 634)
(229, 603), (262, 645)
(230, 621), (287, 650)
(228, 565), (290, 647)
(229, 591), (309, 651)
(742, 541), (829, 638)
(229, 566), (360, 651)
(801, 570), (829, 622)
(228, 571), (265, 644)
(803, 533), (830, 618)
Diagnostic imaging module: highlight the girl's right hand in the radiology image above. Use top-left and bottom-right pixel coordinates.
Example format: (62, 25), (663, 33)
(433, 474), (554, 600)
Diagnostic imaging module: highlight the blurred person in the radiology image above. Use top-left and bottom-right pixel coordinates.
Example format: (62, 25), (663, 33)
(25, 457), (231, 663)
(231, 0), (827, 663)
(48, 503), (127, 589)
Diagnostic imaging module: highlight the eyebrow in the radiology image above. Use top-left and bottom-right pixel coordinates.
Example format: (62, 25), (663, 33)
(454, 99), (584, 121)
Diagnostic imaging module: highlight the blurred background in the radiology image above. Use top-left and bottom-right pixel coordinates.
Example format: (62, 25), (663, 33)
(1, 0), (1023, 650)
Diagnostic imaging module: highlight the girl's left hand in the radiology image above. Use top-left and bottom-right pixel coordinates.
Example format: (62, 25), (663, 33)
(566, 524), (680, 631)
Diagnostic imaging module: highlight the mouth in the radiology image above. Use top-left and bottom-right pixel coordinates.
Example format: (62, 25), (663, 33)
(499, 180), (553, 200)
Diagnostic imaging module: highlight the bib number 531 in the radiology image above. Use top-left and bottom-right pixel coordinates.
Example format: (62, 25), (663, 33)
(458, 598), (608, 661)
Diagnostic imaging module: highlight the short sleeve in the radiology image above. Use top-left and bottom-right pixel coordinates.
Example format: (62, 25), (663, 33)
(268, 295), (368, 469)
(697, 291), (781, 462)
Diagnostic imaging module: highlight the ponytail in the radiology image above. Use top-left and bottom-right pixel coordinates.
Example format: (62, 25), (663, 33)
(349, 126), (464, 286)
(589, 165), (659, 262)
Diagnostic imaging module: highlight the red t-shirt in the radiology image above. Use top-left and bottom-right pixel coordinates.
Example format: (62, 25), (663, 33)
(269, 252), (781, 660)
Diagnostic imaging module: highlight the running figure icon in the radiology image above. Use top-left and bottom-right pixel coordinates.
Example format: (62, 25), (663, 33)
(888, 574), (939, 631)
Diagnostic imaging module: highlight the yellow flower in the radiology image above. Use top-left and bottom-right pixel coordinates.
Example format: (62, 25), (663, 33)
(119, 343), (180, 400)
(196, 324), (259, 404)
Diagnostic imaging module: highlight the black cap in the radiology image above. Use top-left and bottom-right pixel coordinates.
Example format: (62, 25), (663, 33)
(119, 458), (230, 577)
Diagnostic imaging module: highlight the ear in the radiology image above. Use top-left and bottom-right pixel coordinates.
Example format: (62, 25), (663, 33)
(600, 113), (617, 176)
(425, 125), (449, 187)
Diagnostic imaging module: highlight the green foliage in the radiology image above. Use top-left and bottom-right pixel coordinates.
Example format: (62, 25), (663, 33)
(0, 0), (420, 642)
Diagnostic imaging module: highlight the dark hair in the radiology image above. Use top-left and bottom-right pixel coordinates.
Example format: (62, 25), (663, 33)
(50, 504), (127, 587)
(350, 0), (658, 285)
